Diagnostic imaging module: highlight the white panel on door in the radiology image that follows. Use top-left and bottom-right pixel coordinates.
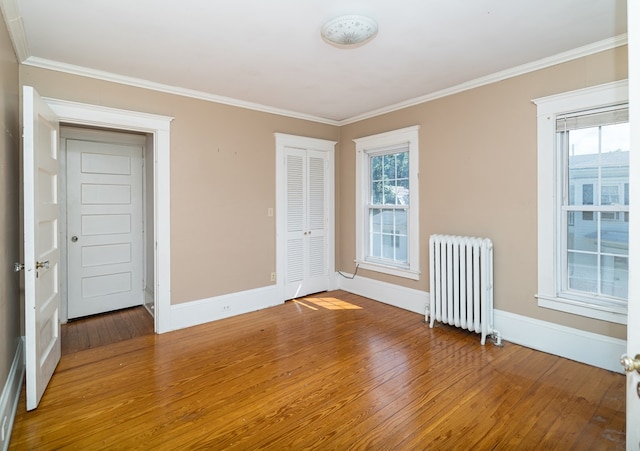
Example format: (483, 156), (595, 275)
(81, 214), (131, 235)
(309, 235), (325, 277)
(82, 243), (132, 267)
(287, 154), (304, 232)
(38, 169), (56, 204)
(82, 272), (132, 298)
(81, 152), (131, 175)
(66, 131), (144, 319)
(38, 219), (57, 257)
(287, 239), (304, 282)
(23, 85), (61, 410)
(308, 156), (325, 230)
(82, 184), (131, 204)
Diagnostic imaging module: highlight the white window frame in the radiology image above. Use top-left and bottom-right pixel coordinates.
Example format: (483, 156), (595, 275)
(354, 126), (420, 280)
(533, 80), (628, 324)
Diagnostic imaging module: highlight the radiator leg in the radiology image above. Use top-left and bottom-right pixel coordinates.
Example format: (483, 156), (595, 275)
(492, 330), (503, 347)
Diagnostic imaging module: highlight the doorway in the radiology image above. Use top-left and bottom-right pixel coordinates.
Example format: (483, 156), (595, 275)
(43, 96), (173, 333)
(60, 126), (152, 321)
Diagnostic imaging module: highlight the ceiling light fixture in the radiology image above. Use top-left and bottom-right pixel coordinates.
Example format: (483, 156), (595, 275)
(321, 15), (378, 49)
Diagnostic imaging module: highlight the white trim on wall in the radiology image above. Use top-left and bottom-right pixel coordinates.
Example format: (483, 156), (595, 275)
(338, 274), (428, 315)
(0, 339), (24, 450)
(493, 310), (626, 374)
(0, 0), (625, 128)
(337, 275), (625, 373)
(167, 286), (281, 332)
(42, 98), (174, 334)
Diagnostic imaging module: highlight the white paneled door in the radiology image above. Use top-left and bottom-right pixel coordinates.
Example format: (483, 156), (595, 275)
(284, 146), (332, 299)
(625, 0), (639, 445)
(65, 131), (144, 318)
(23, 86), (61, 410)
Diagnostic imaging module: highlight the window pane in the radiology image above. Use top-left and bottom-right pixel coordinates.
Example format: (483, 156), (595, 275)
(382, 210), (394, 233)
(372, 181), (383, 204)
(371, 155), (383, 181)
(384, 154), (396, 180)
(396, 236), (408, 262)
(600, 213), (628, 256)
(382, 234), (394, 259)
(567, 211), (597, 252)
(384, 181), (397, 205)
(395, 209), (407, 235)
(601, 123), (630, 154)
(397, 179), (409, 205)
(601, 255), (628, 299)
(371, 232), (381, 257)
(568, 252), (597, 294)
(371, 208), (382, 233)
(368, 207), (408, 266)
(397, 152), (409, 179)
(568, 127), (599, 156)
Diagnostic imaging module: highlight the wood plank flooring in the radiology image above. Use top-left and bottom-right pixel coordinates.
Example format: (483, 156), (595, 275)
(10, 291), (625, 450)
(61, 306), (154, 356)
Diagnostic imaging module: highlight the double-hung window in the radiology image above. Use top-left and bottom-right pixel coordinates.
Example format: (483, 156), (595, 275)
(354, 126), (420, 280)
(534, 81), (629, 324)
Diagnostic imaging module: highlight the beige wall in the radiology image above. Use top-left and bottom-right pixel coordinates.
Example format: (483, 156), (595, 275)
(0, 16), (20, 393)
(16, 44), (628, 339)
(339, 46), (628, 339)
(20, 66), (340, 304)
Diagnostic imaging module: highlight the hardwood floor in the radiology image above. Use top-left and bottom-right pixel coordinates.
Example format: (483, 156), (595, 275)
(61, 306), (154, 356)
(10, 291), (625, 449)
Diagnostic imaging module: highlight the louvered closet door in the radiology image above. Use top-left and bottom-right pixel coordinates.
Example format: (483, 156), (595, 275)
(285, 148), (329, 299)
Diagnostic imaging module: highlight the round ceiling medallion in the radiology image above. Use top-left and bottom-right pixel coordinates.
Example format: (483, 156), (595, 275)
(321, 15), (378, 49)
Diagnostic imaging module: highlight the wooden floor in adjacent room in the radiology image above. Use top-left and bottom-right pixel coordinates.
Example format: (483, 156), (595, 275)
(10, 291), (625, 450)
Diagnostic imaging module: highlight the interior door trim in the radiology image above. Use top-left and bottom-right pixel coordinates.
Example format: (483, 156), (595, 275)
(274, 133), (337, 301)
(43, 97), (174, 333)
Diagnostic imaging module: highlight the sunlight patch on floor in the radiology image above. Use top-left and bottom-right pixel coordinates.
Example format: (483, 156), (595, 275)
(303, 297), (363, 310)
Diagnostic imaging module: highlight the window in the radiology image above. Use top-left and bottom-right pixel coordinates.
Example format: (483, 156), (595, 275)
(354, 126), (420, 280)
(534, 80), (629, 324)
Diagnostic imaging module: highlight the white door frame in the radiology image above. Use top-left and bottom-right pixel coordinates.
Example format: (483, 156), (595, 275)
(43, 97), (173, 333)
(274, 133), (337, 301)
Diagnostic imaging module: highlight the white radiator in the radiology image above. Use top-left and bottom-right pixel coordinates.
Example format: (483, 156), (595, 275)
(428, 234), (501, 345)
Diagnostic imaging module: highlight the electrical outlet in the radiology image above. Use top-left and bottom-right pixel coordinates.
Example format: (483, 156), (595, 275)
(268, 207), (274, 217)
(270, 272), (276, 282)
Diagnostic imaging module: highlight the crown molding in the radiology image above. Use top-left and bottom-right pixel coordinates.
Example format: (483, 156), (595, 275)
(338, 34), (628, 125)
(0, 0), (30, 62)
(11, 23), (627, 127)
(22, 56), (341, 126)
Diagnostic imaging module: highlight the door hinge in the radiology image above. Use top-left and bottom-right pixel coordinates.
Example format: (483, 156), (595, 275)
(14, 262), (24, 272)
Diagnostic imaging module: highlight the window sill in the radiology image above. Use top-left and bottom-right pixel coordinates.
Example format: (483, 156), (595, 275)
(356, 260), (420, 281)
(536, 294), (627, 325)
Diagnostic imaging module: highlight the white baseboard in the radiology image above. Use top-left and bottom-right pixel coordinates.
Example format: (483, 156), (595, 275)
(0, 339), (24, 451)
(494, 309), (626, 373)
(167, 285), (283, 331)
(336, 274), (625, 373)
(337, 273), (428, 315)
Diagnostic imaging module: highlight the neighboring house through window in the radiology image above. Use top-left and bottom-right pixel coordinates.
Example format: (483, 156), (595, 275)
(354, 126), (420, 280)
(534, 80), (629, 324)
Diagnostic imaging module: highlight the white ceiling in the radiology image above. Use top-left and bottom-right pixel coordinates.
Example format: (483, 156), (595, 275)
(2, 0), (628, 124)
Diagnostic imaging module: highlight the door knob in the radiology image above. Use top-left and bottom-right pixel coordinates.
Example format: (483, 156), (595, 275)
(35, 260), (50, 270)
(71, 236), (78, 242)
(620, 354), (640, 374)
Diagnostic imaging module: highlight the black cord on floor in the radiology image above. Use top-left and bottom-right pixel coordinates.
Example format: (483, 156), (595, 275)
(338, 263), (359, 279)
